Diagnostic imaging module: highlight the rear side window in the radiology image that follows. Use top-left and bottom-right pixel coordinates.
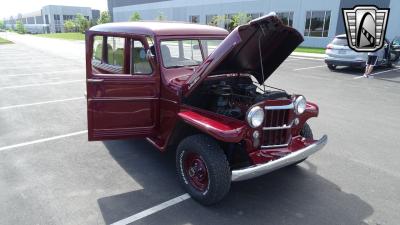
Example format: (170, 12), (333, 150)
(107, 37), (125, 67)
(332, 37), (348, 46)
(92, 35), (153, 75)
(92, 36), (125, 74)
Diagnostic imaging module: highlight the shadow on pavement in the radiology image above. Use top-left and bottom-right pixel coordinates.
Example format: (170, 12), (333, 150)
(98, 139), (373, 225)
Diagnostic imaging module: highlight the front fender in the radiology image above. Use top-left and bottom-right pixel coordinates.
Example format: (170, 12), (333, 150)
(178, 106), (247, 143)
(292, 101), (319, 135)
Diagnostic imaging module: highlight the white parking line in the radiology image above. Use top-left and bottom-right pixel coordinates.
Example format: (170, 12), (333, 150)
(285, 58), (303, 62)
(111, 193), (191, 225)
(0, 79), (84, 90)
(0, 97), (84, 110)
(0, 130), (88, 152)
(0, 64), (77, 70)
(293, 65), (326, 71)
(353, 68), (400, 79)
(4, 69), (83, 77)
(288, 56), (325, 61)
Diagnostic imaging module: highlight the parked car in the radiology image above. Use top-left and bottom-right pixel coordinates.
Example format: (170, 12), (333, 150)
(85, 15), (328, 205)
(325, 34), (400, 70)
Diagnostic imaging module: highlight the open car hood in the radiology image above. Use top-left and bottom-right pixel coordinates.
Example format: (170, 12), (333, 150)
(183, 14), (303, 97)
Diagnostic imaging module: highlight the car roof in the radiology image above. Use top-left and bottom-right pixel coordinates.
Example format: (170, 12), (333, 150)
(89, 21), (229, 37)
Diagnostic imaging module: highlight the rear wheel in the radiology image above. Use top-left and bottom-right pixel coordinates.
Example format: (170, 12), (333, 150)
(290, 123), (314, 166)
(176, 134), (231, 205)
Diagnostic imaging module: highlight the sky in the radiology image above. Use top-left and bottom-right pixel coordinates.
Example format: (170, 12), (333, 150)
(0, 0), (108, 19)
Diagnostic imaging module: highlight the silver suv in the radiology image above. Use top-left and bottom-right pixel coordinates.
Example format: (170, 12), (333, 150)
(324, 34), (398, 70)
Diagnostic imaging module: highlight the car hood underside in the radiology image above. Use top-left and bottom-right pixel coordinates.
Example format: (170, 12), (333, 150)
(183, 13), (304, 97)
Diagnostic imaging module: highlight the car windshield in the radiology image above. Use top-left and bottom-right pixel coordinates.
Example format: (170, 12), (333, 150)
(160, 39), (223, 68)
(332, 37), (348, 46)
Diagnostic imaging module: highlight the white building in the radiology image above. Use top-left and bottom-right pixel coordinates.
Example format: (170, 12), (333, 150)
(5, 5), (100, 34)
(107, 0), (399, 48)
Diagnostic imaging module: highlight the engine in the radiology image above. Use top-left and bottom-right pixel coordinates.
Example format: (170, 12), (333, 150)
(207, 80), (290, 119)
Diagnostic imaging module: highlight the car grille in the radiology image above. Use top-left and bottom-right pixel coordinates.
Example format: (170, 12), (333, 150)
(261, 103), (294, 148)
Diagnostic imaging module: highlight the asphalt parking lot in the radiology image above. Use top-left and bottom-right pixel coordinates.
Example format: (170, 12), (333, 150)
(1, 32), (400, 225)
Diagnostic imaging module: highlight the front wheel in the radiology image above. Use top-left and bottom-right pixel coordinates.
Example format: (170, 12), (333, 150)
(176, 134), (231, 205)
(327, 64), (337, 70)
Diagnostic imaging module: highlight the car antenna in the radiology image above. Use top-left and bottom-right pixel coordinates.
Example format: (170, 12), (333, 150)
(258, 24), (266, 93)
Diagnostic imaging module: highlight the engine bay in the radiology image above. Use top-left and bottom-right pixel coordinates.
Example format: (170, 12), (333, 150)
(184, 75), (291, 119)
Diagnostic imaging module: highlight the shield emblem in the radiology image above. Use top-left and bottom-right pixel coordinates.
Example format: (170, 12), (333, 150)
(342, 5), (390, 52)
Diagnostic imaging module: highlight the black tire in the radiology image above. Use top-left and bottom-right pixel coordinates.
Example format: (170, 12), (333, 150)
(327, 64), (337, 70)
(300, 123), (314, 140)
(176, 134), (231, 205)
(290, 123), (314, 166)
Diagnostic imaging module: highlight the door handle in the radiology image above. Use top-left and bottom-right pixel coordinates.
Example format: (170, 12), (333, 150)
(87, 78), (104, 83)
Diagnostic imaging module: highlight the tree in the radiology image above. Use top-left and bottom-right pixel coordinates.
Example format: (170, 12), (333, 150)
(210, 15), (229, 28)
(74, 13), (90, 33)
(98, 11), (111, 24)
(231, 12), (251, 29)
(16, 20), (26, 34)
(0, 20), (4, 29)
(155, 12), (166, 21)
(130, 12), (141, 21)
(64, 20), (75, 32)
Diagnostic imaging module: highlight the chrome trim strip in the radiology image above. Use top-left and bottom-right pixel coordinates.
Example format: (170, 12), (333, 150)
(260, 143), (289, 149)
(87, 78), (104, 83)
(263, 120), (294, 130)
(231, 135), (328, 181)
(265, 103), (294, 110)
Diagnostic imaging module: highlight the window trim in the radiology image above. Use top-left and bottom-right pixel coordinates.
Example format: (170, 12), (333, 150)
(276, 11), (294, 27)
(304, 10), (331, 38)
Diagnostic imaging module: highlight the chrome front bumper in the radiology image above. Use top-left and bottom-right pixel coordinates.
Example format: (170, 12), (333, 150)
(231, 135), (328, 182)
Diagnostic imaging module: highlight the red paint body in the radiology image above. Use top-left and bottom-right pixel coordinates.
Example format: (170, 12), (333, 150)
(85, 19), (320, 167)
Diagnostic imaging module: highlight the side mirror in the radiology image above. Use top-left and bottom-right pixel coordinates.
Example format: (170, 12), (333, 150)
(146, 49), (155, 61)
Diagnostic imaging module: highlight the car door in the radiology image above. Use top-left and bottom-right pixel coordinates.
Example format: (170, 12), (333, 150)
(86, 33), (159, 141)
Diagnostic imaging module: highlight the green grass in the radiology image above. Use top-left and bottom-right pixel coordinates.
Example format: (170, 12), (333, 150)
(0, 37), (13, 44)
(294, 46), (325, 54)
(35, 32), (85, 40)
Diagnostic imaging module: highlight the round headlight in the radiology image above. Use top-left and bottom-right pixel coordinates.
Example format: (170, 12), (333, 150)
(247, 106), (264, 128)
(294, 95), (307, 115)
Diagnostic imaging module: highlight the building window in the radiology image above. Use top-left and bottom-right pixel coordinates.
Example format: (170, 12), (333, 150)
(276, 11), (294, 27)
(304, 10), (331, 37)
(189, 15), (200, 24)
(45, 15), (49, 24)
(63, 15), (75, 21)
(54, 14), (61, 24)
(249, 13), (263, 20)
(206, 14), (217, 25)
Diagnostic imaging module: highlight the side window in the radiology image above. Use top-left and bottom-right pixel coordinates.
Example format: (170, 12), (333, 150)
(107, 37), (125, 67)
(131, 40), (153, 75)
(200, 40), (222, 57)
(91, 35), (126, 74)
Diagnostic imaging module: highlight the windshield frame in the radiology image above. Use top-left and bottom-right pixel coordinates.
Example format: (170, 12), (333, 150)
(158, 36), (224, 69)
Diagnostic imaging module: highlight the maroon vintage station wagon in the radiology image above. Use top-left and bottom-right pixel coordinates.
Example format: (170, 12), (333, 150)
(85, 14), (328, 205)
